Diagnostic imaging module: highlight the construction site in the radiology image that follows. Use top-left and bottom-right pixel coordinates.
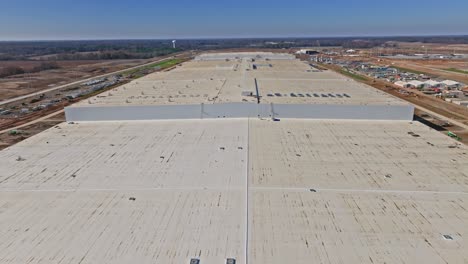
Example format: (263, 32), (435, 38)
(0, 52), (467, 264)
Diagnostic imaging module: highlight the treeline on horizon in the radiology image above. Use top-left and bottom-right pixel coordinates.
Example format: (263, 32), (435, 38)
(0, 36), (467, 61)
(0, 40), (181, 61)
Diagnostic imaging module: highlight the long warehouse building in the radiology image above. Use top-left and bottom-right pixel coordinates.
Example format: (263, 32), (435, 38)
(0, 52), (467, 264)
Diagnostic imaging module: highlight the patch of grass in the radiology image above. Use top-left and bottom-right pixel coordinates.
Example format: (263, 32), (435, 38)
(339, 69), (369, 81)
(144, 59), (183, 70)
(392, 66), (427, 75)
(122, 58), (183, 77)
(445, 68), (468, 74)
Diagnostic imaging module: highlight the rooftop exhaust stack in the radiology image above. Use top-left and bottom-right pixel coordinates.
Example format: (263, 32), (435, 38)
(172, 40), (176, 49)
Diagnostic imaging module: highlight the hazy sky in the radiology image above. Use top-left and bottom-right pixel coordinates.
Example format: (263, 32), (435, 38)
(1, 0), (467, 40)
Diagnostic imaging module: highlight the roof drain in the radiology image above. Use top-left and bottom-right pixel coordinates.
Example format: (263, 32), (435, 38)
(190, 259), (200, 264)
(227, 258), (236, 264)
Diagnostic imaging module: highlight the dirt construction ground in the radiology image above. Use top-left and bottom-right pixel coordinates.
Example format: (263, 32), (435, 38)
(0, 112), (65, 150)
(0, 59), (151, 101)
(393, 42), (468, 54)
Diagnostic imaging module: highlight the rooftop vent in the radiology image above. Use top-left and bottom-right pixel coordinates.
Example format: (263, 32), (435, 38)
(227, 258), (236, 264)
(190, 259), (200, 264)
(408, 132), (421, 137)
(443, 235), (454, 240)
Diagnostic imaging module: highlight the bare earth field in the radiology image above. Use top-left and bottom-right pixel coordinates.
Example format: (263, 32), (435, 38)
(0, 112), (65, 150)
(0, 59), (150, 100)
(0, 60), (103, 71)
(393, 42), (468, 54)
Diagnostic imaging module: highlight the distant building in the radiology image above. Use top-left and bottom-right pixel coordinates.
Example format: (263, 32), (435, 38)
(441, 80), (462, 90)
(394, 81), (411, 88)
(424, 80), (442, 88)
(443, 90), (463, 98)
(407, 80), (425, 89)
(462, 87), (468, 95)
(296, 49), (319, 55)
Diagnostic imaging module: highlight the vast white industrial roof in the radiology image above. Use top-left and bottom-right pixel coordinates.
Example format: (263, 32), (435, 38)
(0, 52), (467, 264)
(195, 52), (295, 61)
(0, 119), (467, 263)
(0, 119), (248, 264)
(75, 55), (406, 107)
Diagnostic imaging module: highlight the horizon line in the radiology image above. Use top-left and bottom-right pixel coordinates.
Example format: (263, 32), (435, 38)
(1, 34), (468, 42)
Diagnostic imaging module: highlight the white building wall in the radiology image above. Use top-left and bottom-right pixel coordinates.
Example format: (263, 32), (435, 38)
(65, 103), (414, 122)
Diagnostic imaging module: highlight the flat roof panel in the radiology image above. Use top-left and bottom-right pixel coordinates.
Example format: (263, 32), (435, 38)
(258, 79), (404, 105)
(250, 190), (468, 264)
(0, 119), (248, 190)
(0, 190), (245, 264)
(249, 119), (468, 192)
